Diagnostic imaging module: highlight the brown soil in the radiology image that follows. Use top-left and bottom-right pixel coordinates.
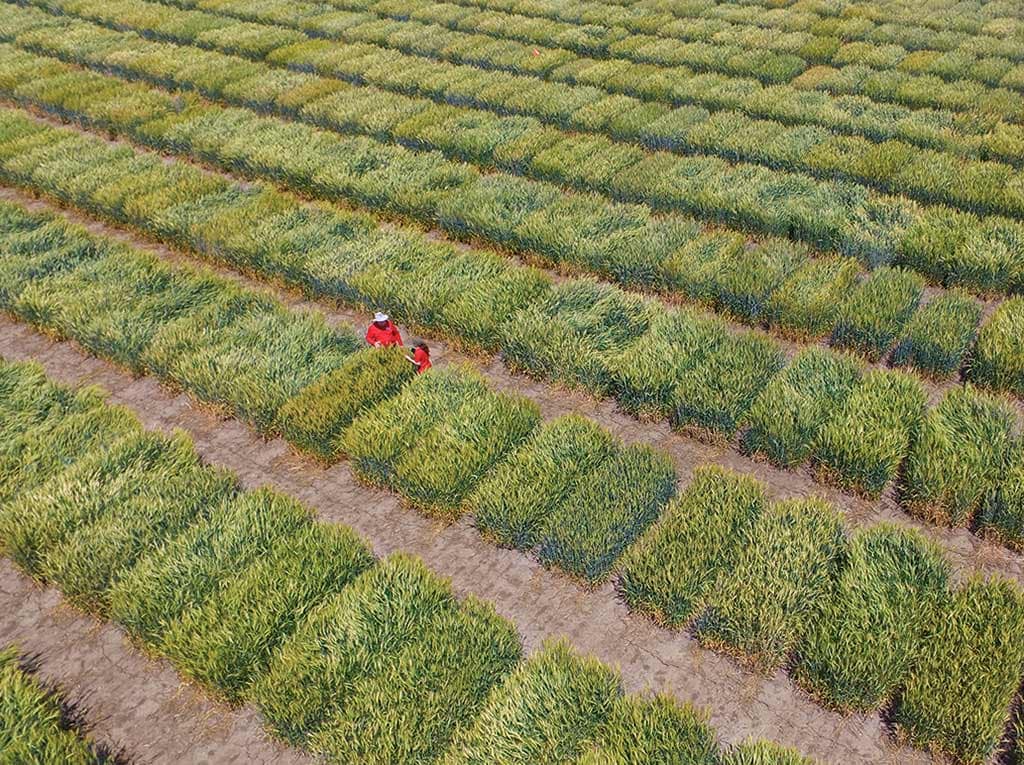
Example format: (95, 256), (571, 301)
(0, 557), (306, 764)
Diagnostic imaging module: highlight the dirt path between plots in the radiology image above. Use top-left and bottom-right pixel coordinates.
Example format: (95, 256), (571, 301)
(4, 185), (1020, 588)
(0, 317), (926, 765)
(0, 558), (308, 765)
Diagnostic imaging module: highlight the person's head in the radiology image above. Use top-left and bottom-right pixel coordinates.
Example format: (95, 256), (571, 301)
(373, 311), (389, 328)
(414, 341), (430, 356)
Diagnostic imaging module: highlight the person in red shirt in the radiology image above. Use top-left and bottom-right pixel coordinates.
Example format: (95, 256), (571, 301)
(365, 312), (403, 347)
(405, 341), (432, 374)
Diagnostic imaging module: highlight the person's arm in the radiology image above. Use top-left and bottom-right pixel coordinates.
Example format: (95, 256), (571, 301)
(404, 354), (418, 366)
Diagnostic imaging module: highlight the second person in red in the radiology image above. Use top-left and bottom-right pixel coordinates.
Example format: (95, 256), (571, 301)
(365, 312), (403, 347)
(406, 341), (431, 374)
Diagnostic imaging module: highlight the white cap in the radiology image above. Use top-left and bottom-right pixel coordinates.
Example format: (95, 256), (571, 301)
(374, 312), (388, 322)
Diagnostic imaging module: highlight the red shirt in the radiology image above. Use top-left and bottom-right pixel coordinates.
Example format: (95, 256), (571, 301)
(413, 346), (431, 374)
(366, 321), (403, 347)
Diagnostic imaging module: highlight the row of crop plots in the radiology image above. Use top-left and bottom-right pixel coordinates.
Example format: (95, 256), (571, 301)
(307, 0), (1024, 95)
(122, 0), (1024, 165)
(13, 0), (1024, 225)
(514, 0), (1024, 47)
(126, 0), (1024, 162)
(361, 0), (1024, 87)
(2, 196), (1024, 762)
(0, 3), (1019, 374)
(141, 0), (1024, 121)
(1, 6), (1022, 373)
(10, 0), (1024, 297)
(0, 85), (1022, 548)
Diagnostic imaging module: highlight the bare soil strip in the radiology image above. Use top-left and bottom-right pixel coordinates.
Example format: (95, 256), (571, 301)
(0, 557), (307, 764)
